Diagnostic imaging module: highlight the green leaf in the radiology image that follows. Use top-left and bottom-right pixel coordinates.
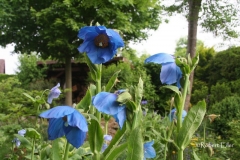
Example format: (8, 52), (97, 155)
(105, 70), (121, 92)
(135, 77), (143, 107)
(116, 91), (132, 104)
(51, 138), (64, 160)
(76, 88), (91, 111)
(25, 128), (41, 139)
(126, 127), (143, 160)
(88, 119), (104, 153)
(105, 142), (127, 160)
(162, 85), (181, 95)
(177, 100), (206, 149)
(23, 93), (35, 102)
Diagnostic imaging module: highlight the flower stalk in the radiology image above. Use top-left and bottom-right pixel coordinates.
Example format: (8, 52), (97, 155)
(63, 142), (70, 160)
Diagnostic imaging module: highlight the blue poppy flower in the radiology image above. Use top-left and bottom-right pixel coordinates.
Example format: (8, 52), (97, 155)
(18, 129), (26, 136)
(169, 108), (187, 122)
(143, 141), (156, 160)
(48, 83), (61, 104)
(92, 91), (126, 129)
(78, 26), (124, 64)
(145, 53), (182, 88)
(39, 106), (88, 148)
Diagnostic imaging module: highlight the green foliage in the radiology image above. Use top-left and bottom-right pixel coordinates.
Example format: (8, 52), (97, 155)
(209, 96), (240, 138)
(208, 46), (240, 85)
(0, 0), (162, 60)
(209, 82), (232, 105)
(16, 54), (48, 89)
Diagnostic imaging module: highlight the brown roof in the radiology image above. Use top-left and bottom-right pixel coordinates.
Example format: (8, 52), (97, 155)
(0, 59), (5, 74)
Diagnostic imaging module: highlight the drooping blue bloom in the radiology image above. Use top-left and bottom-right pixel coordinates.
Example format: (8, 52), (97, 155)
(13, 129), (26, 147)
(101, 135), (112, 152)
(92, 91), (126, 129)
(143, 141), (156, 160)
(78, 26), (124, 64)
(47, 83), (61, 104)
(169, 108), (187, 122)
(145, 53), (182, 88)
(39, 106), (88, 148)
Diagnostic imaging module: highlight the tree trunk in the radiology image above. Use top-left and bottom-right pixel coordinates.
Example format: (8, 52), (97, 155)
(65, 56), (72, 106)
(184, 0), (202, 111)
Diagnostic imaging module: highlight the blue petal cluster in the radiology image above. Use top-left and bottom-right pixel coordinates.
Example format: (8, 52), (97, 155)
(169, 108), (187, 122)
(143, 141), (156, 160)
(92, 91), (126, 129)
(48, 83), (61, 104)
(78, 26), (124, 64)
(39, 106), (88, 148)
(145, 53), (182, 88)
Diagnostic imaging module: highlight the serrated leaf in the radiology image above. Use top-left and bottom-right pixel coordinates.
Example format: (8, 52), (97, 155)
(126, 127), (143, 160)
(177, 100), (206, 149)
(105, 70), (121, 92)
(88, 119), (104, 153)
(23, 93), (35, 102)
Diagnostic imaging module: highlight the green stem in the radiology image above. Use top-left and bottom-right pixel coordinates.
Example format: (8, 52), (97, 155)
(96, 64), (102, 122)
(105, 120), (109, 135)
(177, 74), (190, 132)
(203, 120), (206, 143)
(63, 142), (70, 160)
(177, 149), (184, 160)
(31, 137), (35, 160)
(176, 75), (189, 160)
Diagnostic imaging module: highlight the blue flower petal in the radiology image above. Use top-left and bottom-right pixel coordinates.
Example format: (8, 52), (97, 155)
(48, 83), (61, 104)
(39, 106), (75, 119)
(92, 92), (125, 115)
(78, 26), (97, 39)
(160, 63), (179, 85)
(48, 118), (65, 140)
(145, 53), (175, 64)
(113, 108), (126, 129)
(78, 26), (124, 64)
(106, 29), (124, 50)
(144, 141), (156, 159)
(63, 125), (87, 148)
(95, 26), (107, 34)
(67, 110), (88, 132)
